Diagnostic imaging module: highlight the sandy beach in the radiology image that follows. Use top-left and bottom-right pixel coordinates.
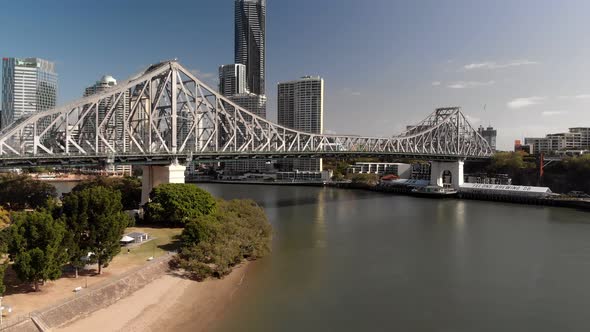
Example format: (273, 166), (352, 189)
(56, 263), (250, 332)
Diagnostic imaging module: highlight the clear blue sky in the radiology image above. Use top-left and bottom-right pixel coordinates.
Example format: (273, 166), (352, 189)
(2, 0), (590, 150)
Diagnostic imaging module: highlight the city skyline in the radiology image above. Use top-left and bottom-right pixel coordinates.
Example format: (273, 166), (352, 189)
(1, 0), (590, 149)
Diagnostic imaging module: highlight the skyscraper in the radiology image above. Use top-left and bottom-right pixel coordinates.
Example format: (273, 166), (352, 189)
(278, 76), (325, 171)
(235, 0), (266, 96)
(219, 64), (247, 97)
(221, 0), (268, 174)
(83, 75), (131, 175)
(1, 57), (57, 129)
(229, 93), (267, 118)
(477, 125), (497, 151)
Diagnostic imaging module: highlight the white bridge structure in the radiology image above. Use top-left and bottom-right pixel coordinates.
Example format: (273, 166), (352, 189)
(0, 61), (493, 201)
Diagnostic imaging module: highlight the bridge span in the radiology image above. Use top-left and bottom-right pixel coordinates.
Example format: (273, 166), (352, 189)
(0, 61), (493, 200)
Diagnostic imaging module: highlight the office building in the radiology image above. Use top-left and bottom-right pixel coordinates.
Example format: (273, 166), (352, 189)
(348, 162), (412, 178)
(219, 64), (247, 97)
(478, 125), (497, 151)
(229, 92), (267, 118)
(278, 76), (324, 171)
(514, 140), (532, 154)
(1, 57), (57, 129)
(525, 132), (582, 154)
(83, 75), (131, 175)
(235, 0), (266, 96)
(222, 0), (268, 175)
(569, 127), (590, 149)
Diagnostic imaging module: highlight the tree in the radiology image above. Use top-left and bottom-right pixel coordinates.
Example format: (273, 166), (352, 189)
(144, 184), (217, 226)
(0, 207), (10, 229)
(0, 262), (7, 295)
(62, 187), (130, 275)
(173, 199), (271, 281)
(0, 175), (57, 210)
(7, 211), (67, 291)
(180, 217), (218, 246)
(72, 176), (142, 210)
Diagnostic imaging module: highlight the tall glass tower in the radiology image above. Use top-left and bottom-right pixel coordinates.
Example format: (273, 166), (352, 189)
(1, 57), (57, 129)
(235, 0), (266, 96)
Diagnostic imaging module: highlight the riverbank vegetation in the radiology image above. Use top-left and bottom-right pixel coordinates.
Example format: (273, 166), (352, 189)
(144, 184), (217, 226)
(0, 174), (57, 210)
(0, 185), (130, 292)
(0, 177), (271, 294)
(476, 152), (590, 193)
(171, 198), (272, 281)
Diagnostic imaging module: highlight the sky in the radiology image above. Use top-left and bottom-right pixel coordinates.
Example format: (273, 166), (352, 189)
(1, 0), (590, 150)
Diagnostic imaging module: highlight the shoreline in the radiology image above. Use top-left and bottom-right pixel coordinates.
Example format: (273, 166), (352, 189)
(194, 180), (590, 211)
(55, 262), (250, 332)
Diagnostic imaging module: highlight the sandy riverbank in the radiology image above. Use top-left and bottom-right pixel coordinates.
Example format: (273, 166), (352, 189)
(56, 263), (250, 332)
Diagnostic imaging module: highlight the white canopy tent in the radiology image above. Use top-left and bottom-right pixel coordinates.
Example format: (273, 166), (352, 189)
(120, 235), (135, 244)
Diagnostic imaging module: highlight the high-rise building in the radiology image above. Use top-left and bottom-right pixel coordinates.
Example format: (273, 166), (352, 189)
(221, 0), (267, 175)
(222, 92), (269, 174)
(219, 64), (247, 97)
(235, 0), (266, 96)
(477, 125), (497, 151)
(83, 75), (131, 175)
(278, 76), (324, 171)
(1, 57), (57, 129)
(229, 92), (267, 118)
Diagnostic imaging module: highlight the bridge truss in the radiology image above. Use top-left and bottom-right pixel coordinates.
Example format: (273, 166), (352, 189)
(0, 61), (492, 168)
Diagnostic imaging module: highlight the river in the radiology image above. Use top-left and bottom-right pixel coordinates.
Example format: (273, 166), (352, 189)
(51, 182), (590, 331)
(198, 184), (590, 332)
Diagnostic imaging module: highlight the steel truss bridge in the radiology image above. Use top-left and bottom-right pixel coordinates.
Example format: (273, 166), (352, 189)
(0, 61), (492, 168)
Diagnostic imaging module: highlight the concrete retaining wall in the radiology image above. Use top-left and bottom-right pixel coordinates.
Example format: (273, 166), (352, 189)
(0, 255), (173, 331)
(38, 255), (172, 329)
(1, 319), (39, 332)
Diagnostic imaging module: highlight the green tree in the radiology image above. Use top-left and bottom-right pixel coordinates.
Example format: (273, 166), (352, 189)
(73, 176), (141, 210)
(0, 175), (57, 210)
(7, 211), (67, 291)
(0, 262), (7, 295)
(174, 199), (271, 281)
(180, 217), (218, 246)
(62, 187), (130, 275)
(144, 184), (217, 226)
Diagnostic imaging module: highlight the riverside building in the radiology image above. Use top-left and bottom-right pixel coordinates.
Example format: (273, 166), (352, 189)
(220, 0), (268, 174)
(1, 57), (57, 129)
(277, 76), (324, 172)
(235, 0), (266, 96)
(524, 128), (589, 154)
(83, 75), (131, 175)
(219, 64), (247, 97)
(477, 125), (497, 151)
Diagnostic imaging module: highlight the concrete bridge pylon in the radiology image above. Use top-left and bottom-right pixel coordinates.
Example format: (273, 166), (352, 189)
(141, 162), (187, 205)
(429, 160), (464, 190)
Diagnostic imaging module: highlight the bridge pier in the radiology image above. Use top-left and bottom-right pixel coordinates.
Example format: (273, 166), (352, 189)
(141, 163), (187, 205)
(430, 160), (464, 189)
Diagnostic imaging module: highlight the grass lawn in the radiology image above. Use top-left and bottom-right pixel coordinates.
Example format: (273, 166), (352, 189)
(113, 227), (183, 266)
